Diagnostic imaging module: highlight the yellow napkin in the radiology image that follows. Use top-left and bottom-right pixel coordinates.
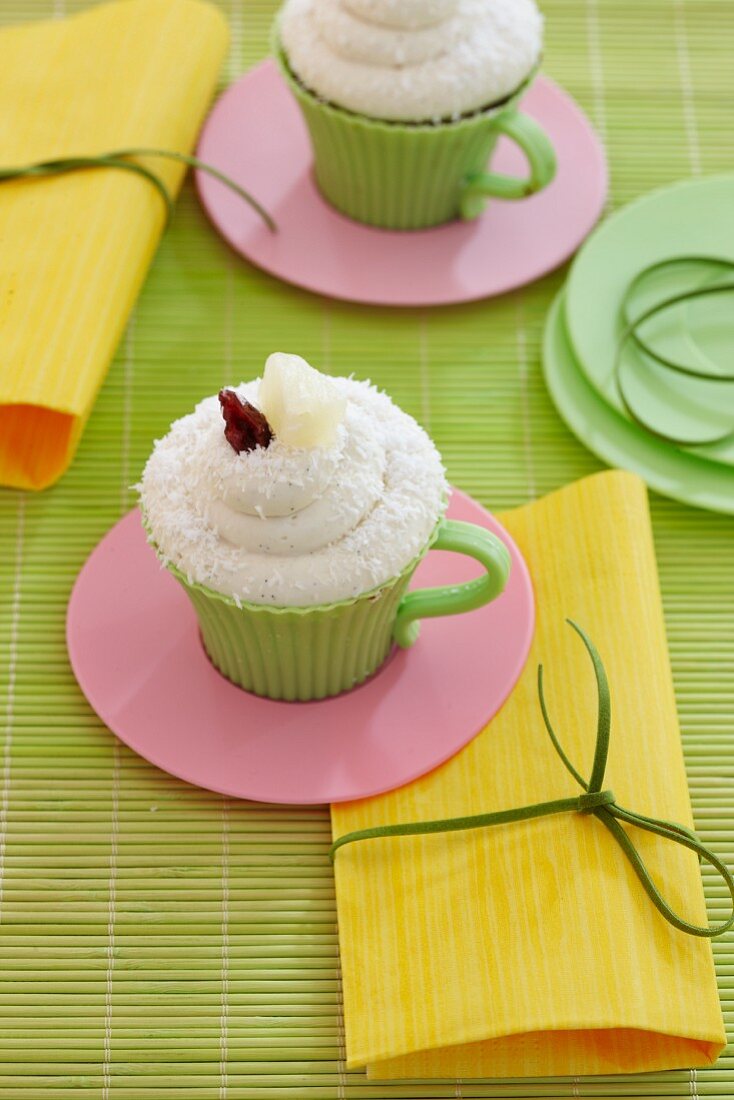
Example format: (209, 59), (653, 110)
(0, 0), (228, 490)
(331, 471), (726, 1079)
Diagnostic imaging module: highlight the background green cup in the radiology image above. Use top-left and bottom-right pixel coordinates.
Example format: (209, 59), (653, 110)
(160, 517), (511, 702)
(275, 44), (557, 230)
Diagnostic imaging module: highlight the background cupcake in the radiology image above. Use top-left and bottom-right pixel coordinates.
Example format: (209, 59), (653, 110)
(279, 0), (544, 123)
(275, 0), (556, 227)
(139, 353), (511, 700)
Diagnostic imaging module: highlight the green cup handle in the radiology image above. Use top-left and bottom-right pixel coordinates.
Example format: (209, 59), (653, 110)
(459, 111), (557, 220)
(393, 519), (511, 649)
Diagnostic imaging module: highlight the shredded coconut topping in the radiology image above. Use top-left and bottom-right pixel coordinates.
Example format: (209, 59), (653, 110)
(139, 377), (448, 606)
(279, 0), (543, 122)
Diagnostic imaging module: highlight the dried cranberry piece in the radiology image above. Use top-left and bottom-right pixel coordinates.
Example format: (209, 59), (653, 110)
(218, 389), (273, 453)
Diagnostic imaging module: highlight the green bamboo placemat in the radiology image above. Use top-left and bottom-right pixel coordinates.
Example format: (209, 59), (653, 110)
(0, 0), (733, 1096)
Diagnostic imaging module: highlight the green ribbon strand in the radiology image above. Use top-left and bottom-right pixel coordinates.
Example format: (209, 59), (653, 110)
(614, 255), (734, 446)
(331, 620), (734, 940)
(620, 256), (734, 383)
(0, 147), (276, 231)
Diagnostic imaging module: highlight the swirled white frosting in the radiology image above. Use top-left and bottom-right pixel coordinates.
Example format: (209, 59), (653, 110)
(139, 377), (447, 606)
(279, 0), (543, 122)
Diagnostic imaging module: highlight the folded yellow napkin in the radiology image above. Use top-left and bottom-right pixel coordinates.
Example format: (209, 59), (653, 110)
(0, 0), (228, 490)
(331, 470), (726, 1079)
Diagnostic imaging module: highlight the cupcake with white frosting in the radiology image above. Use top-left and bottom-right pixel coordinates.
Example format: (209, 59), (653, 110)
(275, 0), (555, 229)
(141, 354), (447, 607)
(140, 354), (510, 701)
(279, 0), (543, 124)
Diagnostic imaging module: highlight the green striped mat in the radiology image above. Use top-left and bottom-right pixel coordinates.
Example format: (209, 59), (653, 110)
(1, 0), (733, 1095)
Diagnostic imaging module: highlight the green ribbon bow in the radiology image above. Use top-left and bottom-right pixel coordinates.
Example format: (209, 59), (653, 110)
(331, 620), (734, 940)
(0, 147), (276, 231)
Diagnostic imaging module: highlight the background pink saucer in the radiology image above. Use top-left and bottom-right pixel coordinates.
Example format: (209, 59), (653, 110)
(195, 60), (607, 307)
(67, 491), (534, 805)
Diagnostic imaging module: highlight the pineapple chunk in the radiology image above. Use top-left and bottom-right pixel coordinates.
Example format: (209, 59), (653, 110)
(259, 353), (346, 449)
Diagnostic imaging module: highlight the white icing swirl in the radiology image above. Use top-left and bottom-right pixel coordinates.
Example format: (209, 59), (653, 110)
(217, 437), (340, 517)
(199, 389), (385, 556)
(345, 0), (455, 30)
(314, 1), (454, 67)
(279, 0), (543, 123)
(139, 377), (448, 606)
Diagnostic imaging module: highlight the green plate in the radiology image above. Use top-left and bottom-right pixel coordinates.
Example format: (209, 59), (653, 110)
(565, 176), (734, 460)
(542, 291), (734, 515)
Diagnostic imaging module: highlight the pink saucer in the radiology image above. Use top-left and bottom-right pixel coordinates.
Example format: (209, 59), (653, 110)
(195, 61), (607, 307)
(67, 491), (534, 805)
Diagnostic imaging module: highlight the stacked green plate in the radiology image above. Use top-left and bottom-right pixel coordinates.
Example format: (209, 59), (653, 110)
(543, 175), (734, 514)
